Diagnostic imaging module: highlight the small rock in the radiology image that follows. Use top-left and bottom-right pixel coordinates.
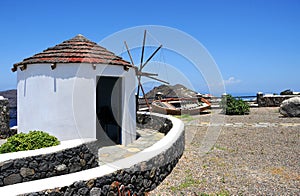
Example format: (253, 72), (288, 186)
(80, 159), (86, 167)
(150, 167), (156, 178)
(89, 187), (101, 196)
(143, 179), (152, 188)
(4, 174), (22, 185)
(280, 97), (300, 117)
(20, 167), (35, 178)
(136, 175), (143, 187)
(28, 160), (39, 169)
(55, 164), (67, 172)
(150, 183), (157, 191)
(74, 180), (85, 188)
(86, 179), (94, 188)
(55, 152), (64, 161)
(78, 187), (89, 195)
(69, 156), (79, 163)
(14, 159), (27, 168)
(130, 175), (136, 184)
(87, 156), (96, 165)
(38, 163), (49, 172)
(123, 173), (131, 184)
(101, 185), (110, 195)
(69, 163), (81, 173)
(107, 191), (116, 196)
(1, 161), (13, 171)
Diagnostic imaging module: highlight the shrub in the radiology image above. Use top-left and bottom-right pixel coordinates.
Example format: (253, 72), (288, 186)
(0, 130), (60, 154)
(220, 94), (250, 115)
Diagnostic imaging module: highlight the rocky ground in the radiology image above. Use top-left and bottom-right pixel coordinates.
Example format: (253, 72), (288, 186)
(150, 107), (300, 195)
(145, 84), (198, 98)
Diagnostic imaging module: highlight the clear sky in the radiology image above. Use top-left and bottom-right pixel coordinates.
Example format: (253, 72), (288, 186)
(0, 0), (299, 95)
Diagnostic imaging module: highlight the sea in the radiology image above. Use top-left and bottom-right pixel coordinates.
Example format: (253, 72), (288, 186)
(229, 93), (257, 101)
(9, 107), (17, 127)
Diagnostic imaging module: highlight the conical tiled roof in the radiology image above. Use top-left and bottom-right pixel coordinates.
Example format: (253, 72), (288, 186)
(12, 34), (131, 71)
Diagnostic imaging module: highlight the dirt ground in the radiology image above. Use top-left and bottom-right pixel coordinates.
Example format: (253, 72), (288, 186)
(150, 107), (300, 195)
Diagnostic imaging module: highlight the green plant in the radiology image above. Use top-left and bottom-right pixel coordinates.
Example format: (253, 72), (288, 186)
(197, 190), (230, 196)
(175, 114), (194, 122)
(170, 172), (202, 191)
(0, 130), (60, 154)
(220, 94), (250, 115)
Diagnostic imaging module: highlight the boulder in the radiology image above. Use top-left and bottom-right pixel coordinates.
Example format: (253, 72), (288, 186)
(279, 97), (300, 117)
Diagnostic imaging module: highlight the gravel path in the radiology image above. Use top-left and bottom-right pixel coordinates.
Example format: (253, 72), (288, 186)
(150, 107), (300, 195)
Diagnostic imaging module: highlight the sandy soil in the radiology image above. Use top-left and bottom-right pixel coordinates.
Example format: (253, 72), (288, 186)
(150, 107), (300, 195)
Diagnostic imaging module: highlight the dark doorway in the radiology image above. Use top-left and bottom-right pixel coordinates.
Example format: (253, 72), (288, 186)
(96, 76), (122, 144)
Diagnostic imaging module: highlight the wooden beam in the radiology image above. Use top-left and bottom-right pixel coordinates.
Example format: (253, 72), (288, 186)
(140, 30), (147, 71)
(11, 65), (18, 72)
(138, 79), (150, 108)
(124, 41), (135, 66)
(20, 64), (27, 71)
(51, 63), (57, 70)
(136, 71), (158, 77)
(145, 75), (169, 84)
(141, 44), (162, 70)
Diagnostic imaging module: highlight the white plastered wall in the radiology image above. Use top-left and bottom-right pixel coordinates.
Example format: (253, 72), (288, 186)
(17, 63), (136, 145)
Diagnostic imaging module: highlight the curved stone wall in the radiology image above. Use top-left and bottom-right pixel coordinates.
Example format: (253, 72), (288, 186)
(0, 113), (184, 195)
(25, 132), (184, 195)
(22, 114), (184, 195)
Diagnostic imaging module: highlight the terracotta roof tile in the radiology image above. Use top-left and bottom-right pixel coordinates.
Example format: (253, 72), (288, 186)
(13, 34), (131, 69)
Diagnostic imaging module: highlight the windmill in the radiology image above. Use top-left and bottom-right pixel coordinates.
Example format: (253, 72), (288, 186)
(124, 30), (169, 111)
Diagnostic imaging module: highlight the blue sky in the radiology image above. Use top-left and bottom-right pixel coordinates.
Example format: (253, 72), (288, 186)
(0, 0), (299, 95)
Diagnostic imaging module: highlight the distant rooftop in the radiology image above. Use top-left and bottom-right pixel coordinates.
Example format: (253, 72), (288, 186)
(12, 34), (131, 71)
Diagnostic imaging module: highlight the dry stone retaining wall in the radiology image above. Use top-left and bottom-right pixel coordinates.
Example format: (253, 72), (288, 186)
(21, 114), (183, 196)
(0, 97), (12, 139)
(24, 125), (184, 196)
(0, 113), (179, 195)
(257, 93), (299, 107)
(0, 143), (98, 187)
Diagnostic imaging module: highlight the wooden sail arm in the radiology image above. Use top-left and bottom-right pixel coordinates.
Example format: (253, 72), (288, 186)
(144, 75), (169, 84)
(124, 41), (135, 66)
(138, 79), (150, 108)
(141, 44), (163, 70)
(140, 30), (147, 71)
(136, 71), (158, 77)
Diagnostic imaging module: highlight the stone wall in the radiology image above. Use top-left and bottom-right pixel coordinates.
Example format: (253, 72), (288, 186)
(0, 97), (12, 139)
(20, 114), (183, 196)
(0, 143), (98, 187)
(136, 113), (173, 134)
(257, 93), (299, 107)
(24, 122), (184, 196)
(0, 114), (177, 193)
